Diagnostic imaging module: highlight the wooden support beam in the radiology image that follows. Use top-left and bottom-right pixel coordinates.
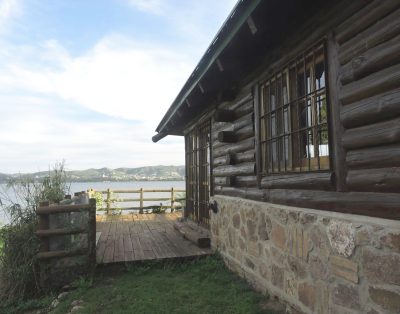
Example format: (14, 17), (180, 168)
(37, 249), (87, 260)
(341, 88), (400, 129)
(347, 167), (400, 192)
(37, 203), (91, 215)
(36, 228), (86, 237)
(216, 58), (224, 72)
(152, 132), (167, 143)
(217, 125), (253, 143)
(346, 144), (400, 169)
(342, 117), (400, 150)
(214, 109), (236, 122)
(198, 82), (205, 94)
(218, 131), (236, 143)
(246, 15), (257, 35)
(260, 172), (334, 191)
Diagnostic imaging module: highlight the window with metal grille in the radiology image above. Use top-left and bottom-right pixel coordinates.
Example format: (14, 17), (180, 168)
(185, 120), (211, 227)
(259, 42), (330, 174)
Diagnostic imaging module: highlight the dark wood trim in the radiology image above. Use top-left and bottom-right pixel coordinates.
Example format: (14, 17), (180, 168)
(261, 172), (334, 191)
(253, 84), (261, 188)
(327, 32), (347, 191)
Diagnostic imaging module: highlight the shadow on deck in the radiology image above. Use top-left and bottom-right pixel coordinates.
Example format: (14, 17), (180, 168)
(96, 212), (213, 264)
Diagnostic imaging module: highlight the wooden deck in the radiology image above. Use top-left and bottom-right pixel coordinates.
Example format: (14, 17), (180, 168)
(96, 212), (212, 264)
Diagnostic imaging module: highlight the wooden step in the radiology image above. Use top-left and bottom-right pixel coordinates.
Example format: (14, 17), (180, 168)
(173, 220), (211, 248)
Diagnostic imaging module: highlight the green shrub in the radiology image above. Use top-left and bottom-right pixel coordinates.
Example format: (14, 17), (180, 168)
(0, 161), (70, 302)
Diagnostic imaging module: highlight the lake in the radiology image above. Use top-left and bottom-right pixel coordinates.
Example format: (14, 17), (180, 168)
(0, 181), (185, 225)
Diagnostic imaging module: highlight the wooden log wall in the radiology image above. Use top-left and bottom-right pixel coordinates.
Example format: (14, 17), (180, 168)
(212, 93), (257, 193)
(337, 2), (400, 196)
(207, 0), (400, 219)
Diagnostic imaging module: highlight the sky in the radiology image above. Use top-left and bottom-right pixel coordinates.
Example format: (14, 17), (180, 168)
(0, 0), (237, 173)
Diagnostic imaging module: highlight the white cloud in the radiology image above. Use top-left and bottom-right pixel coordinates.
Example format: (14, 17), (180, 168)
(126, 0), (165, 15)
(1, 35), (194, 123)
(0, 0), (21, 32)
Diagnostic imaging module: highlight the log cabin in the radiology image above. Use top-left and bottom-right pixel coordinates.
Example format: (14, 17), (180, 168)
(153, 1), (400, 313)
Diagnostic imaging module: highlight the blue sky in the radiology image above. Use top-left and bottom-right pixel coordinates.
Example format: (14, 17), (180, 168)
(0, 0), (237, 173)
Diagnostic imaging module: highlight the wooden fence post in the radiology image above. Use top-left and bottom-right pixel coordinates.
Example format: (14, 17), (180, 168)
(139, 188), (144, 214)
(88, 198), (96, 266)
(171, 187), (175, 212)
(106, 189), (111, 215)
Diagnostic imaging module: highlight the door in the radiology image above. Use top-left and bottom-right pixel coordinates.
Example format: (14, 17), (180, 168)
(185, 120), (212, 227)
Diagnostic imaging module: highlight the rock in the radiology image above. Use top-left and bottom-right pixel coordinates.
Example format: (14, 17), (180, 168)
(232, 213), (241, 229)
(71, 299), (83, 307)
(70, 305), (84, 313)
(368, 286), (400, 312)
(271, 222), (286, 250)
(58, 291), (69, 300)
(300, 213), (317, 225)
(330, 255), (358, 284)
(362, 248), (400, 285)
(246, 220), (257, 241)
(380, 232), (400, 254)
(51, 299), (60, 308)
(327, 221), (355, 257)
(271, 264), (284, 289)
(309, 255), (328, 280)
(298, 282), (316, 311)
(332, 283), (360, 310)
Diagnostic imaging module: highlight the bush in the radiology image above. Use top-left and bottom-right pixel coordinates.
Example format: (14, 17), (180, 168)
(0, 162), (70, 302)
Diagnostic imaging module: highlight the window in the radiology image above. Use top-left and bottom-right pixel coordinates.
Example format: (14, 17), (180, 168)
(259, 42), (330, 174)
(185, 120), (212, 227)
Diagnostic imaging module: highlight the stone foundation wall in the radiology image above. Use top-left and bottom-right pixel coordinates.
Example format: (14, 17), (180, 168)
(210, 195), (400, 314)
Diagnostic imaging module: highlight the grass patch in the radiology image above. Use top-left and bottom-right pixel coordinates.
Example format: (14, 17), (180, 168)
(50, 256), (281, 314)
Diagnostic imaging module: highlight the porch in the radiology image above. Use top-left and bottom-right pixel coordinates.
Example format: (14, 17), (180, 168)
(96, 212), (212, 264)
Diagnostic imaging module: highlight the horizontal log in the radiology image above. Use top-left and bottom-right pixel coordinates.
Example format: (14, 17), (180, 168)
(217, 125), (253, 143)
(213, 162), (255, 177)
(346, 144), (400, 169)
(213, 155), (231, 166)
(214, 177), (233, 187)
(260, 172), (334, 190)
(212, 112), (253, 136)
(152, 132), (167, 143)
(36, 228), (86, 237)
(234, 100), (253, 118)
(214, 109), (236, 122)
(37, 203), (92, 215)
(232, 150), (255, 164)
(214, 186), (264, 201)
(341, 88), (400, 128)
(340, 63), (400, 105)
(266, 190), (400, 219)
(100, 189), (185, 193)
(118, 197), (171, 202)
(339, 8), (400, 65)
(342, 117), (400, 149)
(340, 34), (400, 85)
(97, 205), (183, 211)
(230, 93), (253, 110)
(37, 249), (87, 260)
(213, 138), (254, 158)
(335, 0), (400, 44)
(346, 167), (400, 192)
(233, 176), (257, 187)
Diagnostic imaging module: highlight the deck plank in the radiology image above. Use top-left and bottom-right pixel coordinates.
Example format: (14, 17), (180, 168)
(96, 212), (212, 264)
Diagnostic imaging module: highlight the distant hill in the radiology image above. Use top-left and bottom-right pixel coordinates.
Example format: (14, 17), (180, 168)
(0, 166), (185, 183)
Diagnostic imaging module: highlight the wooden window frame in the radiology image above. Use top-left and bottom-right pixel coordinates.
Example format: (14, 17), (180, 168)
(257, 41), (331, 177)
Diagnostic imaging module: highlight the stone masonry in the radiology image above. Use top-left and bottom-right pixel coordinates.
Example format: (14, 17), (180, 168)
(210, 195), (400, 314)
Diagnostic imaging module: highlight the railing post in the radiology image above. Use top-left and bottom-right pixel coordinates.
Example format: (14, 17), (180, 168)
(139, 188), (144, 214)
(37, 201), (50, 287)
(106, 188), (111, 215)
(171, 187), (175, 212)
(88, 198), (97, 266)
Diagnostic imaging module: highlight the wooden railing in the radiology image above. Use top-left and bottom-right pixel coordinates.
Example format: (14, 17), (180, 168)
(36, 193), (96, 286)
(88, 188), (185, 214)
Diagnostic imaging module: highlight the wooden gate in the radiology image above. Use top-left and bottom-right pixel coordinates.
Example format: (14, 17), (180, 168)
(185, 120), (212, 227)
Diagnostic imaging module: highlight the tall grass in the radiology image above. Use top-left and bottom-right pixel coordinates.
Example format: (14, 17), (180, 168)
(0, 162), (70, 302)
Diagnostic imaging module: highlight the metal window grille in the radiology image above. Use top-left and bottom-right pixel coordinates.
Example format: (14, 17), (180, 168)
(259, 42), (330, 174)
(185, 120), (211, 227)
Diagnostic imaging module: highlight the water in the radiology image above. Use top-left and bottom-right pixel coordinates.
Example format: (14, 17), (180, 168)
(0, 181), (185, 225)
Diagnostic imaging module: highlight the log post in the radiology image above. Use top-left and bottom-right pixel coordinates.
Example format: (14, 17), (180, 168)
(88, 198), (96, 266)
(37, 201), (50, 287)
(139, 188), (144, 214)
(106, 189), (111, 215)
(171, 187), (175, 212)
